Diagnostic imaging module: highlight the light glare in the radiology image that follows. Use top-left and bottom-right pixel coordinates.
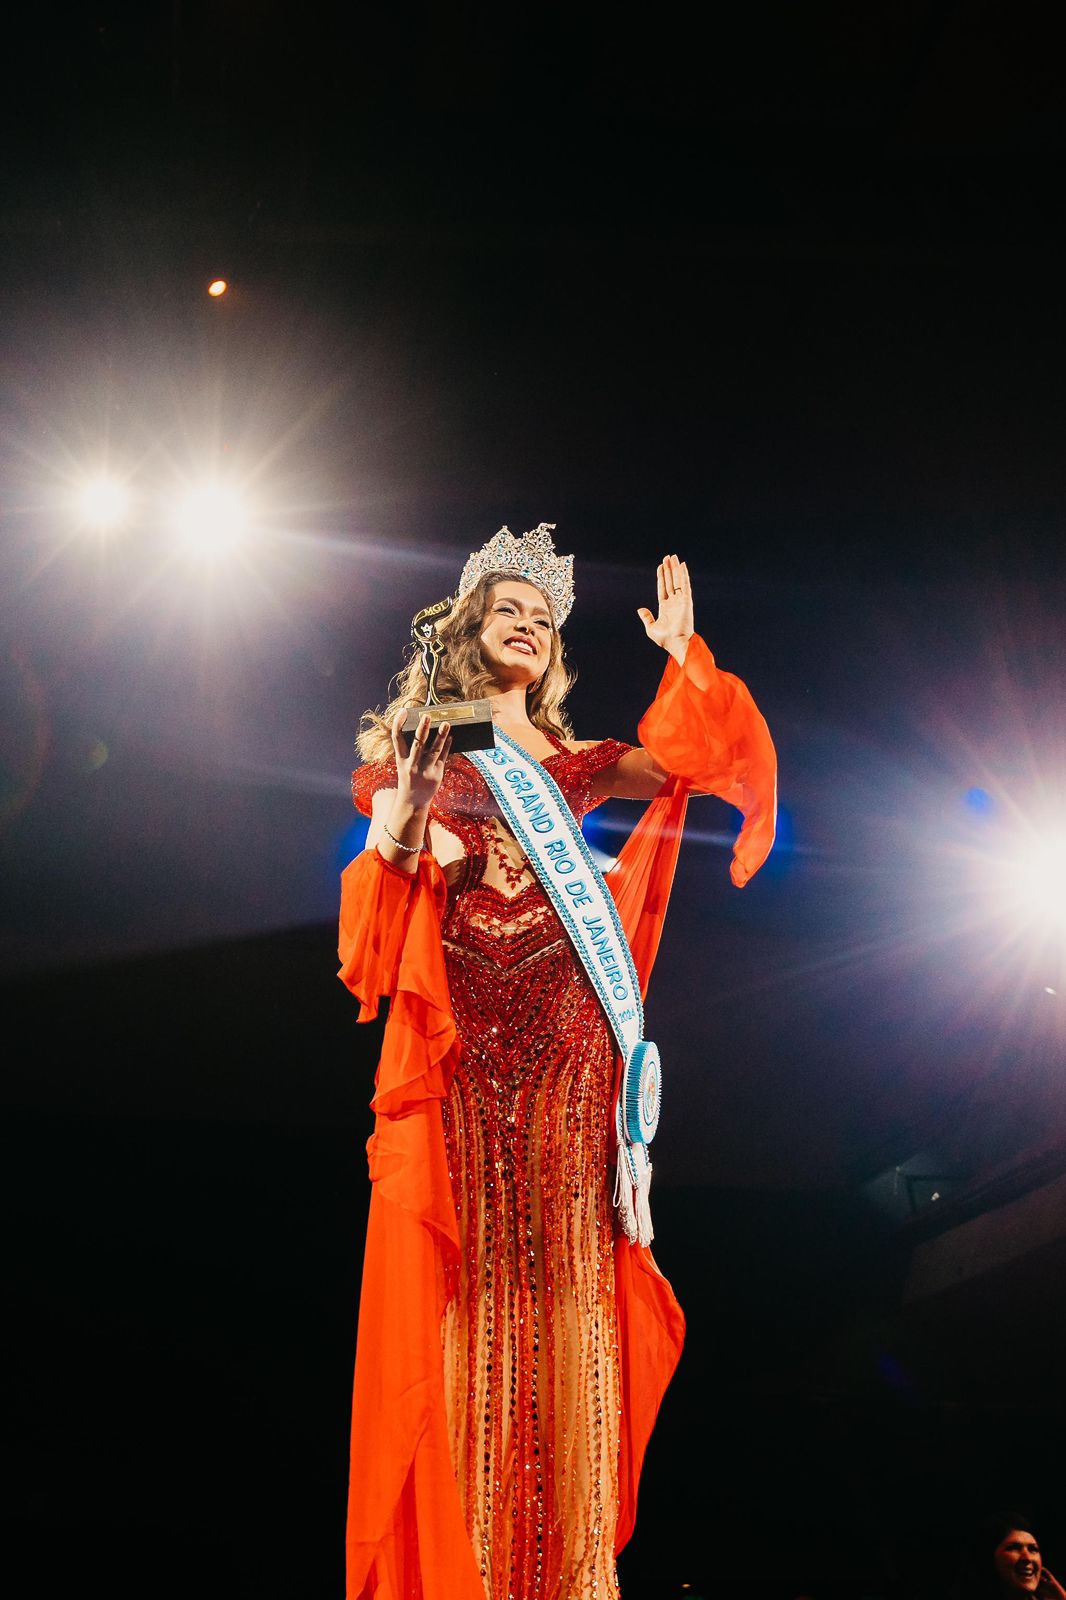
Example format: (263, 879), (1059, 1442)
(171, 483), (250, 556)
(207, 278), (228, 297)
(77, 475), (131, 529)
(973, 821), (1066, 942)
(1007, 834), (1066, 932)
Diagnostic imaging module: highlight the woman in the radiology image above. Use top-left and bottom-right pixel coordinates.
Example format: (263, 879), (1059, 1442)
(339, 525), (776, 1600)
(956, 1515), (1065, 1600)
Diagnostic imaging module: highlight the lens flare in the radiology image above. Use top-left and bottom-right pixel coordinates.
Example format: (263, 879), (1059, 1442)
(170, 482), (250, 556)
(207, 278), (229, 298)
(76, 475), (131, 529)
(1003, 831), (1066, 932)
(964, 810), (1066, 970)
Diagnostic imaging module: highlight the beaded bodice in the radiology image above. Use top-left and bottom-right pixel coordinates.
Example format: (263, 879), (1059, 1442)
(352, 735), (630, 942)
(353, 735), (628, 830)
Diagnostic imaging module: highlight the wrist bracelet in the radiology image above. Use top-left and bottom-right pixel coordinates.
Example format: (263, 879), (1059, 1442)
(383, 822), (424, 855)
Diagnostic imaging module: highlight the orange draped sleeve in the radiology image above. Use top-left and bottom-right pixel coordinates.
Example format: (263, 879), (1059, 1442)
(637, 632), (777, 887)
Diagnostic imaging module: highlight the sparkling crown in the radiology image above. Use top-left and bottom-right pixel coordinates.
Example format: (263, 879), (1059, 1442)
(456, 522), (574, 625)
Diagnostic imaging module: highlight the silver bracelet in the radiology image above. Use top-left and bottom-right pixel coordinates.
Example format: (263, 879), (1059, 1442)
(382, 822), (424, 855)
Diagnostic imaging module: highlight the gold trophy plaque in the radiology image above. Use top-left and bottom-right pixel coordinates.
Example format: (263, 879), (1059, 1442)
(401, 597), (498, 754)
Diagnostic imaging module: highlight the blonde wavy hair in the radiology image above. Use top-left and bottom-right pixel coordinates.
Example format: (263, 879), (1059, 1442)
(357, 572), (576, 764)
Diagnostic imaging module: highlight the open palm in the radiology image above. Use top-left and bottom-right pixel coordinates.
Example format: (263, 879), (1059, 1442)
(637, 553), (694, 661)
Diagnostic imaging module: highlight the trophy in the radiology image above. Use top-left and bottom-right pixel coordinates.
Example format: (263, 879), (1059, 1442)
(400, 597), (498, 753)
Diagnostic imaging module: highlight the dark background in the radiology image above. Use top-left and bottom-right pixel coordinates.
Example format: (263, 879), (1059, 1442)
(3, 4), (1065, 1596)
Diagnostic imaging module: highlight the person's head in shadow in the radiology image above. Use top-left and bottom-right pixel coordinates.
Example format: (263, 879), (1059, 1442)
(959, 1513), (1061, 1600)
(992, 1521), (1044, 1598)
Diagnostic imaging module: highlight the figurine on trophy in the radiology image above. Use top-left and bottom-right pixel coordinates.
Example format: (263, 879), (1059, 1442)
(400, 593), (498, 753)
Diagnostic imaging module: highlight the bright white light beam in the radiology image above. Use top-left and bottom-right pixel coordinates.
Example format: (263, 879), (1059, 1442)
(76, 475), (132, 529)
(973, 821), (1066, 941)
(1003, 831), (1066, 933)
(170, 482), (251, 557)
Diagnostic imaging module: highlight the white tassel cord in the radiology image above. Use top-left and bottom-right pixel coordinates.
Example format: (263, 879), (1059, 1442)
(634, 1160), (655, 1246)
(613, 1154), (654, 1245)
(612, 1159), (639, 1245)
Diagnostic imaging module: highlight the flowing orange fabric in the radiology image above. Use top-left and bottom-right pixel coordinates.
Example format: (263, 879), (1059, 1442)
(338, 634), (776, 1597)
(603, 635), (776, 1548)
(637, 632), (777, 887)
(601, 774), (690, 1554)
(340, 848), (483, 1600)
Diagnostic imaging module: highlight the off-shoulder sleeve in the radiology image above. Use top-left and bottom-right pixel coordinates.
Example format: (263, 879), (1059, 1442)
(351, 758), (398, 818)
(637, 633), (777, 887)
(582, 737), (633, 776)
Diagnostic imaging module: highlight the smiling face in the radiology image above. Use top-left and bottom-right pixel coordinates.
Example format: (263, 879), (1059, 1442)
(994, 1531), (1042, 1596)
(479, 580), (554, 688)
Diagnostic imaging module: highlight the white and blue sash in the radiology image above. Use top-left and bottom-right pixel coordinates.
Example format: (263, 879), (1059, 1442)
(468, 729), (661, 1244)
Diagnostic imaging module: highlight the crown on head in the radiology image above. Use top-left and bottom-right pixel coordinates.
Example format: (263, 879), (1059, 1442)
(456, 522), (575, 625)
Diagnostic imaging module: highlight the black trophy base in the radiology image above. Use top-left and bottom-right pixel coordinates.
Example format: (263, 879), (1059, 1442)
(401, 699), (497, 754)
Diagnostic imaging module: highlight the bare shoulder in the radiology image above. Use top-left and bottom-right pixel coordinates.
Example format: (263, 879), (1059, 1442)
(560, 737), (603, 753)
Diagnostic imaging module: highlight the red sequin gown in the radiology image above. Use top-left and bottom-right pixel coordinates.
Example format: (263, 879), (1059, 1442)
(353, 734), (632, 1600)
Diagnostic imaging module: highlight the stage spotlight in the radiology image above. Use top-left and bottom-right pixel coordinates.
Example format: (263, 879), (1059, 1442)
(170, 482), (250, 556)
(1005, 831), (1066, 933)
(972, 817), (1066, 945)
(207, 278), (229, 298)
(76, 475), (131, 529)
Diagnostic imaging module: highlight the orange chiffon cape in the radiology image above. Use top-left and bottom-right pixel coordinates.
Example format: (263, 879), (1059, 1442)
(338, 635), (776, 1599)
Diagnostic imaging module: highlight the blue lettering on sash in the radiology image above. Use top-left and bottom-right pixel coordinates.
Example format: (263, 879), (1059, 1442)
(545, 838), (575, 873)
(501, 768), (555, 835)
(519, 796), (553, 832)
(580, 915), (629, 999)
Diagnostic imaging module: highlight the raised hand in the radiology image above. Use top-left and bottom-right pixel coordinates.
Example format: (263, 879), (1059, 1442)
(637, 553), (694, 664)
(390, 710), (452, 810)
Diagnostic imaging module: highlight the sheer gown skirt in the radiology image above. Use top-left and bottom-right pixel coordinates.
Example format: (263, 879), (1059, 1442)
(441, 881), (622, 1600)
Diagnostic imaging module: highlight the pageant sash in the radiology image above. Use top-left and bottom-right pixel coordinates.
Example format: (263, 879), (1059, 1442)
(468, 729), (661, 1244)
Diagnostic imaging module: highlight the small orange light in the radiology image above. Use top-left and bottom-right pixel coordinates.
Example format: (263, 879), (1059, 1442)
(207, 278), (228, 298)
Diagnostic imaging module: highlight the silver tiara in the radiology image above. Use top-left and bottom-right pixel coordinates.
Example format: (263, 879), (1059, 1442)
(456, 522), (575, 626)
